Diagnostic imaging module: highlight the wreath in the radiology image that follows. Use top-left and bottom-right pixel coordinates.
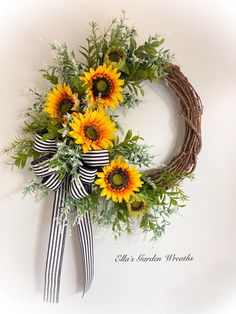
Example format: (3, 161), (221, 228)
(4, 14), (202, 302)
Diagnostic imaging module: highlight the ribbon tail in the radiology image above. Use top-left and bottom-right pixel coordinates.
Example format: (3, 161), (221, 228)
(44, 176), (69, 303)
(76, 211), (94, 296)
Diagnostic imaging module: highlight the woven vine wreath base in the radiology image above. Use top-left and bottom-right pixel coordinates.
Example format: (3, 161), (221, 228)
(144, 64), (203, 184)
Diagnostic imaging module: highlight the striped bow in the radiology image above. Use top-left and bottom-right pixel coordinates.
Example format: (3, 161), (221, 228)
(31, 132), (109, 303)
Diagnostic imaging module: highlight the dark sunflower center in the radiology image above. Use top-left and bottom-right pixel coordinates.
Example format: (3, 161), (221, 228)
(92, 78), (112, 97)
(108, 51), (121, 62)
(131, 201), (145, 212)
(108, 168), (129, 190)
(59, 98), (74, 115)
(84, 125), (99, 141)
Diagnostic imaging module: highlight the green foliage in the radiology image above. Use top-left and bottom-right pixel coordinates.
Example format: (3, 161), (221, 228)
(22, 111), (50, 135)
(132, 35), (172, 79)
(79, 12), (172, 96)
(139, 178), (189, 240)
(148, 169), (195, 188)
(48, 139), (83, 180)
(121, 92), (139, 109)
(28, 89), (45, 113)
(108, 12), (137, 49)
(79, 21), (105, 68)
(22, 180), (49, 199)
(111, 129), (153, 167)
(41, 42), (85, 94)
(76, 170), (191, 240)
(112, 203), (132, 237)
(102, 172), (190, 239)
(57, 186), (101, 226)
(39, 67), (58, 85)
(23, 107), (64, 141)
(121, 34), (172, 96)
(4, 96), (62, 169)
(3, 137), (40, 168)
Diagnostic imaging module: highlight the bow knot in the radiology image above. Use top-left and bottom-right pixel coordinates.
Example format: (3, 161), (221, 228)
(31, 132), (109, 198)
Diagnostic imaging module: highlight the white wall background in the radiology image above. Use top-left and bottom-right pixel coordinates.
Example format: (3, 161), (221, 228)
(0, 0), (236, 313)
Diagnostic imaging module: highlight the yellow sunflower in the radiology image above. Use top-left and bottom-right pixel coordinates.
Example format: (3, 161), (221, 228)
(127, 194), (149, 217)
(104, 47), (126, 69)
(44, 83), (79, 120)
(69, 109), (117, 153)
(80, 64), (124, 110)
(95, 157), (143, 203)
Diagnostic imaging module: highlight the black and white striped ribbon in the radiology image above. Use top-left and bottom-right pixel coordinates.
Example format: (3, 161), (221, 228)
(81, 150), (109, 167)
(77, 211), (94, 295)
(31, 132), (109, 302)
(44, 175), (68, 303)
(34, 133), (58, 153)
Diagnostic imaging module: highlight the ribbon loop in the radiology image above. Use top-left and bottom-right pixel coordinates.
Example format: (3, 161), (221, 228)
(69, 176), (90, 200)
(81, 150), (109, 167)
(41, 173), (64, 191)
(79, 165), (97, 184)
(31, 154), (57, 177)
(34, 133), (58, 153)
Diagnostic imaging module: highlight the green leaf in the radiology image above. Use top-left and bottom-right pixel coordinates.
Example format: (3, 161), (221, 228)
(152, 38), (164, 47)
(130, 135), (141, 142)
(130, 38), (137, 51)
(79, 50), (89, 60)
(39, 68), (58, 85)
(14, 153), (28, 169)
(124, 129), (132, 142)
(71, 76), (83, 91)
(133, 85), (138, 96)
(117, 211), (126, 222)
(170, 198), (178, 206)
(140, 218), (147, 229)
(79, 45), (88, 52)
(42, 124), (58, 140)
(57, 128), (65, 134)
(144, 45), (156, 55)
(149, 222), (156, 229)
(126, 84), (133, 93)
(120, 64), (130, 75)
(135, 70), (147, 81)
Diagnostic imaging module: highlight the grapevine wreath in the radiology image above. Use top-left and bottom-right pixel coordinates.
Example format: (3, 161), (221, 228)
(4, 14), (202, 302)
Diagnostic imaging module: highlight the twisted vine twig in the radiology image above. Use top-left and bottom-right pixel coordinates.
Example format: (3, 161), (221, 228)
(144, 64), (203, 183)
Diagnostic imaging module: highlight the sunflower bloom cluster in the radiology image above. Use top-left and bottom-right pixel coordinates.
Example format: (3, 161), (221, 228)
(127, 194), (149, 217)
(6, 16), (192, 240)
(95, 157), (143, 203)
(69, 109), (117, 153)
(42, 62), (144, 211)
(44, 83), (79, 120)
(80, 64), (124, 110)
